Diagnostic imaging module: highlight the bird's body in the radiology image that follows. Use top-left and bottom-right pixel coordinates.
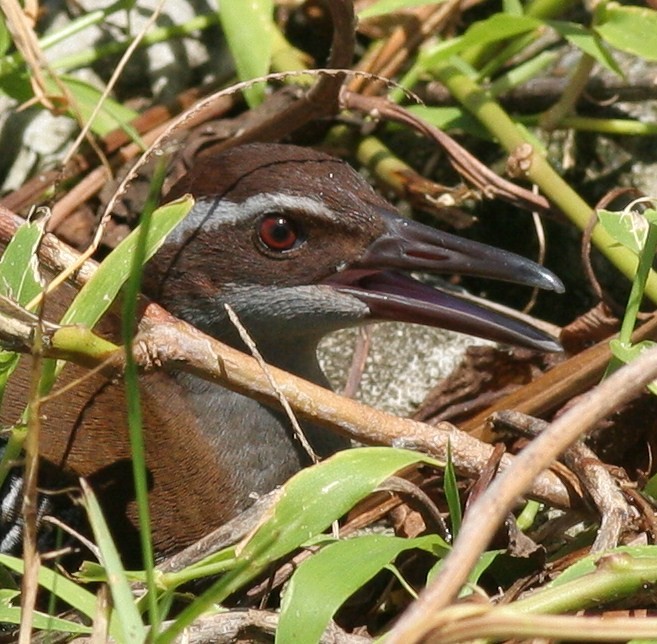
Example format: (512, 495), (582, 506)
(0, 144), (563, 564)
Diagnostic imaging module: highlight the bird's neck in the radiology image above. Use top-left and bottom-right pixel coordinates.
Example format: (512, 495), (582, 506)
(171, 332), (346, 504)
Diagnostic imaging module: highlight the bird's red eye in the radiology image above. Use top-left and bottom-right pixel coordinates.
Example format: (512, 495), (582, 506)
(258, 215), (300, 251)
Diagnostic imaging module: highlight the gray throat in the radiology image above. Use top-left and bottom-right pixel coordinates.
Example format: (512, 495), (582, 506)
(172, 340), (348, 511)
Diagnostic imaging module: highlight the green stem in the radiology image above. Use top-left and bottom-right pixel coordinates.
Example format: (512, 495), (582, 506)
(539, 54), (596, 130)
(435, 63), (657, 304)
(512, 551), (657, 614)
(518, 114), (657, 136)
(49, 14), (220, 72)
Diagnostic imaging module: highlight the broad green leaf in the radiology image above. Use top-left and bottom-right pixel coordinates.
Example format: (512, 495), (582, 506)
(548, 21), (621, 76)
(0, 69), (31, 100)
(0, 588), (92, 634)
(419, 14), (541, 74)
(0, 217), (46, 304)
(0, 217), (46, 401)
(359, 0), (446, 20)
(61, 196), (193, 328)
(0, 554), (106, 628)
(43, 75), (139, 138)
(417, 37), (465, 70)
(80, 480), (146, 642)
(219, 0), (273, 106)
(597, 208), (650, 255)
(277, 534), (448, 644)
(158, 448), (443, 642)
(596, 4), (657, 62)
(240, 447), (442, 567)
(406, 105), (489, 138)
(460, 14), (541, 50)
(35, 196), (192, 398)
(645, 208), (657, 226)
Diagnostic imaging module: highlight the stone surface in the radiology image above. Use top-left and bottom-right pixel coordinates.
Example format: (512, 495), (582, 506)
(318, 323), (488, 416)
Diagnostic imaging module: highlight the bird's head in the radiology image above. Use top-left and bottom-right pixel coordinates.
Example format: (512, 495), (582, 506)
(144, 143), (563, 365)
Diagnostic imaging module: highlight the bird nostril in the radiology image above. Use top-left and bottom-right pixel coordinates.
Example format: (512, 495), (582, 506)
(257, 214), (302, 252)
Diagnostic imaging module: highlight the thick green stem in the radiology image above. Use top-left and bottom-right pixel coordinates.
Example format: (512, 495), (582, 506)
(435, 63), (657, 304)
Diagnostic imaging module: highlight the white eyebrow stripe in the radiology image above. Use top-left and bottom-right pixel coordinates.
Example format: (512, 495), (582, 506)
(162, 193), (333, 247)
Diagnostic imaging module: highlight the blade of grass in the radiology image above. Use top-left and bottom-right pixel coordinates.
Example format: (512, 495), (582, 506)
(79, 480), (146, 642)
(121, 157), (169, 635)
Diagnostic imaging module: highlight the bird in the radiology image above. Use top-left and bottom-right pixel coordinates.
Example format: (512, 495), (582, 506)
(0, 143), (564, 565)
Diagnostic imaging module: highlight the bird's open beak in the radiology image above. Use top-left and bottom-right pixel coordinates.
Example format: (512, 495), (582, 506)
(325, 211), (564, 352)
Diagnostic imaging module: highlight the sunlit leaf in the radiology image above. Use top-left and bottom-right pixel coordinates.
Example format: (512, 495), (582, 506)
(596, 3), (657, 61)
(597, 208), (650, 255)
(43, 75), (139, 138)
(219, 0), (273, 106)
(460, 13), (541, 49)
(0, 216), (45, 304)
(0, 554), (108, 631)
(548, 21), (621, 76)
(0, 216), (46, 401)
(61, 196), (193, 328)
(159, 448), (443, 641)
(278, 534), (448, 644)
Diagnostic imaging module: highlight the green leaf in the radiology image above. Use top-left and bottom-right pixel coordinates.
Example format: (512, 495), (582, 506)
(597, 208), (650, 255)
(158, 448), (443, 643)
(0, 216), (46, 401)
(548, 21), (621, 76)
(241, 448), (441, 568)
(219, 0), (273, 106)
(43, 75), (139, 138)
(406, 105), (489, 138)
(444, 442), (461, 538)
(0, 13), (10, 59)
(489, 50), (558, 96)
(596, 4), (657, 61)
(460, 14), (541, 50)
(0, 588), (92, 634)
(277, 533), (448, 644)
(549, 545), (657, 587)
(427, 548), (502, 596)
(34, 196), (192, 397)
(0, 554), (107, 630)
(0, 216), (46, 304)
(609, 339), (657, 396)
(417, 37), (465, 70)
(61, 196), (193, 329)
(358, 0), (446, 20)
(503, 0), (523, 16)
(80, 480), (146, 643)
